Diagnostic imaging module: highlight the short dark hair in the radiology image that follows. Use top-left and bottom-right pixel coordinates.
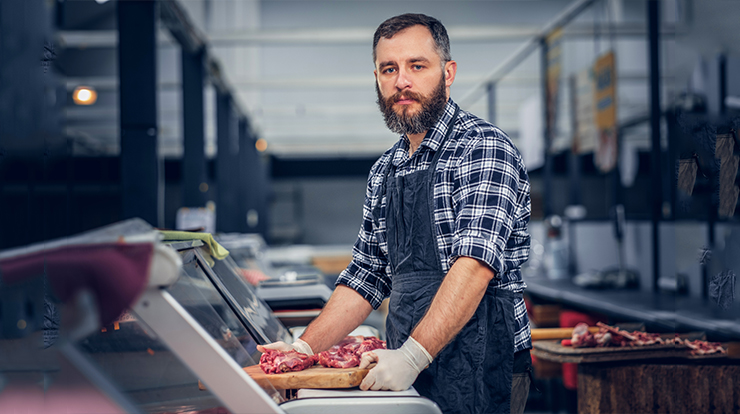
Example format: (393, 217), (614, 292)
(372, 13), (451, 65)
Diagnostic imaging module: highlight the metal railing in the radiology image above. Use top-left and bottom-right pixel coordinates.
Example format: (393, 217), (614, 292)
(458, 0), (598, 109)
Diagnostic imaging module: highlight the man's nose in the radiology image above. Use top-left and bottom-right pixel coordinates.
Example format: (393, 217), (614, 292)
(394, 68), (412, 90)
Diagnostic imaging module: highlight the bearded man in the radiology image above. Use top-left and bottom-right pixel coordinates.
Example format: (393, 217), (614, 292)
(259, 13), (533, 414)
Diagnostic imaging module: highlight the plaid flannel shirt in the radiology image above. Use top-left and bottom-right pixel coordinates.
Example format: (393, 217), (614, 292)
(337, 98), (531, 352)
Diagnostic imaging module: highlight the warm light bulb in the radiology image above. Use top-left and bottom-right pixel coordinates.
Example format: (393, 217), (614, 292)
(73, 86), (97, 105)
(255, 138), (268, 152)
(78, 89), (91, 101)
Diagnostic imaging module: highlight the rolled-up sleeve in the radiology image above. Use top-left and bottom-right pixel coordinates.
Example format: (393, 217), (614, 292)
(336, 161), (391, 309)
(450, 129), (522, 277)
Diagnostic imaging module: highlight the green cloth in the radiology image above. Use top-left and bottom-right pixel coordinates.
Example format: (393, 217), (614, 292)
(159, 231), (230, 261)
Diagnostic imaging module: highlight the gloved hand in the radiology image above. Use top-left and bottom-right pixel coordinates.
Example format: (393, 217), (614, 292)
(359, 336), (433, 391)
(256, 338), (313, 355)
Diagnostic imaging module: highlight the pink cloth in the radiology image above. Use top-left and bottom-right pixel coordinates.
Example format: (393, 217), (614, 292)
(0, 243), (154, 325)
(0, 382), (128, 414)
(0, 355), (130, 414)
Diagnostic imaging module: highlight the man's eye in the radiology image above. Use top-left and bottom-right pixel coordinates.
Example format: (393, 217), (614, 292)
(383, 68), (396, 74)
(413, 65), (424, 70)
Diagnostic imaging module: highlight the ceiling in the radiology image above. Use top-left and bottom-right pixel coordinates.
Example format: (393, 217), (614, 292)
(54, 0), (704, 159)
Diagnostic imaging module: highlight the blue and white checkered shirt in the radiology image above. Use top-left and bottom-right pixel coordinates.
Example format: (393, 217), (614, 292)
(337, 98), (532, 352)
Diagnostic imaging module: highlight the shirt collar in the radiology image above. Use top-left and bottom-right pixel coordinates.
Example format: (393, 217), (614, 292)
(393, 98), (459, 165)
(419, 98), (459, 153)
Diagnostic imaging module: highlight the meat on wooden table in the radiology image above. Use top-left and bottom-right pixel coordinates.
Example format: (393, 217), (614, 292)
(260, 349), (318, 374)
(317, 336), (387, 368)
(259, 336), (387, 374)
(562, 322), (727, 355)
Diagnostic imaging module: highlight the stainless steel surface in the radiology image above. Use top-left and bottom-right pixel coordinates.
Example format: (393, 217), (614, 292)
(281, 396), (442, 414)
(256, 284), (333, 303)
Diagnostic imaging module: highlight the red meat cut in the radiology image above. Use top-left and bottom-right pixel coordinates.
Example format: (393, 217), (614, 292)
(258, 336), (387, 374)
(259, 349), (318, 374)
(317, 336), (386, 369)
(317, 347), (361, 368)
(356, 336), (386, 355)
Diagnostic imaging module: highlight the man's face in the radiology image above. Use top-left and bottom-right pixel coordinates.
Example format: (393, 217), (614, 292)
(374, 25), (456, 136)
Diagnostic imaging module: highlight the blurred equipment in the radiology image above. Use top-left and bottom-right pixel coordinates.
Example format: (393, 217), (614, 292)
(216, 233), (387, 335)
(176, 205), (216, 234)
(544, 215), (569, 280)
(573, 205), (639, 289)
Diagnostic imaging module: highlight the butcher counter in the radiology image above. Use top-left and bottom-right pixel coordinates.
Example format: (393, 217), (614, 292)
(532, 340), (740, 413)
(526, 274), (740, 413)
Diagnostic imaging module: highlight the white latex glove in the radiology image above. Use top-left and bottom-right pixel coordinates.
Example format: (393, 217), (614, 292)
(359, 336), (433, 391)
(256, 338), (313, 355)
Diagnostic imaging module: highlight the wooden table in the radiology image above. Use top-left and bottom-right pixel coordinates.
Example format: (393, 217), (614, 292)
(200, 364), (374, 391)
(533, 340), (738, 413)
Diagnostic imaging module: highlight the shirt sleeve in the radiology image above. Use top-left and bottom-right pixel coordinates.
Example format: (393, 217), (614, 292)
(335, 159), (392, 310)
(450, 127), (523, 277)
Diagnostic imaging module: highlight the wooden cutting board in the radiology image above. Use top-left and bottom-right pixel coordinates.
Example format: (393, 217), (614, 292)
(199, 364), (375, 391)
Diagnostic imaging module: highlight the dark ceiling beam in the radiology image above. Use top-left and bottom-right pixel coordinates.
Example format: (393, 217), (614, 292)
(158, 0), (204, 54)
(181, 47), (207, 208)
(118, 0), (162, 227)
(157, 0), (244, 114)
(215, 92), (240, 232)
(648, 0), (662, 293)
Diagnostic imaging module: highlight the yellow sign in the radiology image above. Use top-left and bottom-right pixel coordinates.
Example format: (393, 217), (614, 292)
(593, 51), (618, 172)
(594, 52), (616, 129)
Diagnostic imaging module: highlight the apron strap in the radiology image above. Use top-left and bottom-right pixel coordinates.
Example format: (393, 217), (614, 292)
(371, 141), (400, 229)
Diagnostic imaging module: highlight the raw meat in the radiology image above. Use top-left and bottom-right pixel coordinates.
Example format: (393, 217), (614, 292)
(317, 347), (361, 368)
(570, 323), (597, 348)
(596, 322), (662, 346)
(356, 336), (386, 355)
(258, 336), (387, 374)
(567, 322), (663, 348)
(561, 322), (727, 355)
(259, 349), (318, 374)
(317, 336), (386, 369)
(682, 339), (727, 356)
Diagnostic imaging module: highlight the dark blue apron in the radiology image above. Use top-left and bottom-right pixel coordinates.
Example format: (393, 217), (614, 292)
(375, 107), (517, 414)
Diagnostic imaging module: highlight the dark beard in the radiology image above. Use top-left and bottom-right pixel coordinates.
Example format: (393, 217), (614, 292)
(376, 75), (447, 136)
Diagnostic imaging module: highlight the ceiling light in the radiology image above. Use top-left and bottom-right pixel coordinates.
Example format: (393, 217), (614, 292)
(73, 86), (97, 105)
(95, 0), (110, 4)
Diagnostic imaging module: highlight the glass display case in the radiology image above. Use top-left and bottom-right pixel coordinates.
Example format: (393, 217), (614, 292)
(75, 243), (284, 413)
(208, 252), (291, 344)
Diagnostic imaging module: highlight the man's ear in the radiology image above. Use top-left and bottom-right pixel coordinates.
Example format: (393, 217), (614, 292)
(444, 60), (457, 88)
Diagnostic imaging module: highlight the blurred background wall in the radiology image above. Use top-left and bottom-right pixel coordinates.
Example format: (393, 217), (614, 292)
(1, 0), (739, 298)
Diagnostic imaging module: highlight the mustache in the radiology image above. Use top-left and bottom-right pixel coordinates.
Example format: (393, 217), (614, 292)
(388, 90), (424, 103)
